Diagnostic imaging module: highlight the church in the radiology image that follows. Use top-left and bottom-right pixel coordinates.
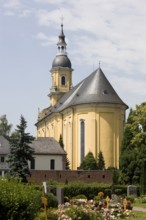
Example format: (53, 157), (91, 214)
(36, 23), (128, 170)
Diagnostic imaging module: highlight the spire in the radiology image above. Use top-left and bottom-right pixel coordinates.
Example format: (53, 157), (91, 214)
(57, 18), (67, 55)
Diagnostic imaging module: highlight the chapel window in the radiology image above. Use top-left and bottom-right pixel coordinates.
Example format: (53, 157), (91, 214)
(50, 159), (55, 170)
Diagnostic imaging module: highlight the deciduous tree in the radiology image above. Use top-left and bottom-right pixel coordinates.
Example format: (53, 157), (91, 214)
(120, 102), (146, 184)
(0, 115), (12, 139)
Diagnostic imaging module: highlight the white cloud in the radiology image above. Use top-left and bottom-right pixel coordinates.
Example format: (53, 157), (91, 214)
(3, 0), (21, 9)
(35, 32), (57, 46)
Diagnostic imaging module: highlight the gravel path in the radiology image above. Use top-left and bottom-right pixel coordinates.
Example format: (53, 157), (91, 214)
(133, 206), (146, 212)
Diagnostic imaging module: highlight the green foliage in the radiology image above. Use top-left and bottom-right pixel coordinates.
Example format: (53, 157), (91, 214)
(126, 195), (135, 203)
(66, 205), (103, 220)
(79, 152), (98, 170)
(0, 114), (12, 139)
(0, 177), (42, 220)
(35, 208), (58, 220)
(63, 182), (111, 199)
(141, 195), (146, 203)
(7, 115), (34, 182)
(140, 160), (146, 195)
(93, 195), (100, 201)
(97, 151), (105, 170)
(112, 169), (119, 184)
(45, 192), (58, 208)
(120, 103), (146, 184)
(75, 194), (87, 199)
(59, 134), (70, 170)
(59, 134), (64, 148)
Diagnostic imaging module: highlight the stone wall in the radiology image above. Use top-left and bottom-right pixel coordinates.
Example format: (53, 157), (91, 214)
(27, 170), (113, 185)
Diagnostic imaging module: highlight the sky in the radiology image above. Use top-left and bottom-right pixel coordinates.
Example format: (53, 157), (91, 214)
(0, 0), (146, 136)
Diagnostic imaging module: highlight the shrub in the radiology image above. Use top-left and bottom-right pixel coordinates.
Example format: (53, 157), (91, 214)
(0, 177), (42, 219)
(75, 194), (87, 199)
(141, 195), (146, 203)
(45, 192), (58, 208)
(64, 182), (110, 199)
(126, 195), (135, 203)
(35, 208), (58, 220)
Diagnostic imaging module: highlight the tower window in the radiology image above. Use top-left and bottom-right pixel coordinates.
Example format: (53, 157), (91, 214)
(80, 119), (85, 162)
(61, 76), (66, 85)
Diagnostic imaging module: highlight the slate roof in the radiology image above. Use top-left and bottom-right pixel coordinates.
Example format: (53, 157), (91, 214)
(0, 136), (10, 154)
(52, 54), (71, 68)
(30, 137), (66, 155)
(37, 67), (128, 123)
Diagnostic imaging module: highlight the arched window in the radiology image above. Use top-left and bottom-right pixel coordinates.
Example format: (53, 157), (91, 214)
(80, 119), (85, 162)
(61, 76), (66, 85)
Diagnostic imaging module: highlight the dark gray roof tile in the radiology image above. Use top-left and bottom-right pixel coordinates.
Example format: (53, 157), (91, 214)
(30, 137), (66, 155)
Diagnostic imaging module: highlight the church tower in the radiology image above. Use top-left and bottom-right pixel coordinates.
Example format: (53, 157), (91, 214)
(49, 23), (73, 106)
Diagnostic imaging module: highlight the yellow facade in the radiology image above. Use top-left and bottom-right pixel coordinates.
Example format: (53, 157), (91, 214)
(37, 104), (125, 169)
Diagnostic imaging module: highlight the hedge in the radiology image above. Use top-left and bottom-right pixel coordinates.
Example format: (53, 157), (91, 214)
(0, 177), (42, 220)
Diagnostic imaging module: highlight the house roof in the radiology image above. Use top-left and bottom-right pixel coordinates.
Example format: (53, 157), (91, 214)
(30, 137), (66, 155)
(0, 136), (10, 154)
(37, 67), (128, 122)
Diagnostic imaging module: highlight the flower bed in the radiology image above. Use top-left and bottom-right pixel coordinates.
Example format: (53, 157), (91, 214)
(45, 195), (135, 220)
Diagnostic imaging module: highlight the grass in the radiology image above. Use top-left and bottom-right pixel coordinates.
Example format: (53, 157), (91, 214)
(133, 198), (146, 208)
(127, 211), (146, 220)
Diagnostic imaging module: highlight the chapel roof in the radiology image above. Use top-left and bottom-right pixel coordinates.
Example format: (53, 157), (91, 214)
(30, 137), (66, 155)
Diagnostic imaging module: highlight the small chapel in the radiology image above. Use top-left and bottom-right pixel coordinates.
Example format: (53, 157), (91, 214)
(36, 23), (128, 170)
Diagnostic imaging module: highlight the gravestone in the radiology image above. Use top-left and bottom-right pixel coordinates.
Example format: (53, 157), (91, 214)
(127, 185), (137, 197)
(56, 187), (64, 204)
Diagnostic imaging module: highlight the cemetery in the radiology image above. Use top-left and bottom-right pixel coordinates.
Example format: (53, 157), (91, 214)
(1, 177), (146, 220)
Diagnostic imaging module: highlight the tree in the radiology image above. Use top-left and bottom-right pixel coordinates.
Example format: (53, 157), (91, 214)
(7, 115), (34, 182)
(0, 115), (12, 139)
(79, 152), (98, 170)
(97, 151), (105, 170)
(120, 102), (146, 184)
(59, 134), (70, 170)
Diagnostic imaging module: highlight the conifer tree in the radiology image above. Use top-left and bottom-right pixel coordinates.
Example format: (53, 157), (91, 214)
(7, 115), (34, 182)
(79, 152), (98, 170)
(59, 134), (70, 170)
(97, 151), (105, 170)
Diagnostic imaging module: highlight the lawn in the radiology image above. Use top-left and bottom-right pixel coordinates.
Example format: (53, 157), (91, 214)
(127, 211), (146, 220)
(134, 199), (146, 208)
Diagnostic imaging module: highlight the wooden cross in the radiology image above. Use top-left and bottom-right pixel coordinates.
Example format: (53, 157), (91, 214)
(105, 196), (110, 208)
(123, 198), (127, 210)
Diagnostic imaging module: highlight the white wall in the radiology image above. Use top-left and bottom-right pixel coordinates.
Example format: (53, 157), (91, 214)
(30, 154), (64, 170)
(0, 155), (9, 170)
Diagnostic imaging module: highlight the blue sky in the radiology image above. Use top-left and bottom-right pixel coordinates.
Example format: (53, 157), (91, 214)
(0, 0), (146, 135)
